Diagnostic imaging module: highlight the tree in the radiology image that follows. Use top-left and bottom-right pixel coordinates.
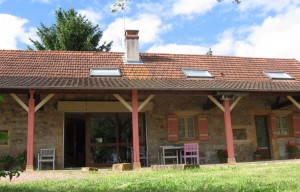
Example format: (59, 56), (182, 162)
(29, 8), (112, 51)
(206, 48), (213, 56)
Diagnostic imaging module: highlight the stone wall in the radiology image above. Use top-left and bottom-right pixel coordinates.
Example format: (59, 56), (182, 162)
(1, 93), (300, 169)
(146, 94), (300, 165)
(0, 94), (63, 169)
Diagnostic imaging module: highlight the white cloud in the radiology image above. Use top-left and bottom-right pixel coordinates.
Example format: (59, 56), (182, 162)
(239, 0), (300, 13)
(0, 0), (6, 4)
(212, 30), (235, 56)
(102, 14), (168, 52)
(135, 2), (174, 18)
(172, 0), (218, 16)
(213, 7), (300, 60)
(78, 8), (102, 25)
(0, 14), (36, 50)
(147, 44), (208, 55)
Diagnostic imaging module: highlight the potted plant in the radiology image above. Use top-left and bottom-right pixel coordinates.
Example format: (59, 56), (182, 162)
(285, 142), (297, 159)
(253, 147), (262, 161)
(0, 155), (14, 170)
(17, 150), (27, 170)
(217, 149), (228, 163)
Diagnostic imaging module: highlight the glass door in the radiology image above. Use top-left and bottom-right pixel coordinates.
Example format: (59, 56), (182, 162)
(255, 116), (271, 160)
(86, 113), (145, 167)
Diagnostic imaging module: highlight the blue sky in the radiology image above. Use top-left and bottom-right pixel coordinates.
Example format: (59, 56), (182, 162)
(0, 0), (300, 60)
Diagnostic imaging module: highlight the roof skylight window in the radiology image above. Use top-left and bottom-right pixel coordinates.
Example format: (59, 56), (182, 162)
(182, 69), (213, 78)
(90, 68), (121, 77)
(263, 71), (294, 80)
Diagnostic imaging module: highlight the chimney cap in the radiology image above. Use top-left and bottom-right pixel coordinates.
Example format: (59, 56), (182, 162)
(125, 30), (139, 39)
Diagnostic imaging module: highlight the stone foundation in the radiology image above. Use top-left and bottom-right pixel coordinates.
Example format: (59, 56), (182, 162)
(112, 163), (133, 171)
(151, 164), (199, 171)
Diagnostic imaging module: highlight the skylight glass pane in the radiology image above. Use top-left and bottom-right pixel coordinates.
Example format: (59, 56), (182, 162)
(264, 71), (293, 79)
(90, 68), (121, 77)
(182, 69), (213, 78)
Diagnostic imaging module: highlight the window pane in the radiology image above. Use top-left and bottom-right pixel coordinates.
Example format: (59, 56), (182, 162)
(178, 118), (185, 138)
(118, 114), (132, 143)
(275, 117), (281, 129)
(90, 68), (121, 77)
(90, 114), (116, 143)
(264, 71), (293, 79)
(275, 115), (289, 136)
(281, 116), (287, 129)
(182, 69), (213, 78)
(282, 129), (289, 135)
(187, 118), (195, 137)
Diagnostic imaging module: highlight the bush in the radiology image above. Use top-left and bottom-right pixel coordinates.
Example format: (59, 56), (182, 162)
(0, 155), (14, 164)
(0, 170), (21, 181)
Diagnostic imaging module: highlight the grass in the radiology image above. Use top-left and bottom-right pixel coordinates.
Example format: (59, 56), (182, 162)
(1, 162), (300, 192)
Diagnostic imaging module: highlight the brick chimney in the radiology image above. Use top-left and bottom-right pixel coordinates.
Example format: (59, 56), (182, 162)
(124, 30), (142, 64)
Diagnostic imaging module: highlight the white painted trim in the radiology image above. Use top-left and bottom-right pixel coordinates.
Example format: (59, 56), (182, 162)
(113, 94), (132, 112)
(138, 95), (155, 112)
(230, 96), (242, 111)
(10, 93), (28, 112)
(208, 95), (225, 112)
(35, 94), (55, 112)
(287, 96), (300, 110)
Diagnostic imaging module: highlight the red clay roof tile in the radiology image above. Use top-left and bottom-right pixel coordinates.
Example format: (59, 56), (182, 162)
(0, 50), (300, 91)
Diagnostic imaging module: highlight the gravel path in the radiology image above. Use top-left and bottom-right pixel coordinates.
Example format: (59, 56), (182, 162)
(1, 171), (90, 184)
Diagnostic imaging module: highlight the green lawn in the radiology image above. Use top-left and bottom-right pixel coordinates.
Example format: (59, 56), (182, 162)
(1, 162), (300, 192)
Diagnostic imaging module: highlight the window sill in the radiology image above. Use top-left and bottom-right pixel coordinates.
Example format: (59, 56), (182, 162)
(178, 137), (197, 142)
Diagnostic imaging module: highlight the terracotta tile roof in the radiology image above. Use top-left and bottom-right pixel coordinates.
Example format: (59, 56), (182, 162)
(0, 50), (300, 92)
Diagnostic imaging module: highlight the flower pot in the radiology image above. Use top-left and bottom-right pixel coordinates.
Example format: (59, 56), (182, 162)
(288, 153), (296, 159)
(21, 163), (26, 171)
(254, 154), (261, 161)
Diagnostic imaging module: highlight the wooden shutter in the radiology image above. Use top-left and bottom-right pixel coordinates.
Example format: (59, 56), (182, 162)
(269, 113), (278, 139)
(292, 114), (300, 137)
(167, 115), (178, 142)
(197, 115), (209, 141)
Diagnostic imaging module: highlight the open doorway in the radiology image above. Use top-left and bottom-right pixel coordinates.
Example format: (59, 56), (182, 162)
(64, 113), (86, 168)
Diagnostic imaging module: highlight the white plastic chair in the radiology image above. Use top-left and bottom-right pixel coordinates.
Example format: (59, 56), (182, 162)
(37, 148), (55, 170)
(160, 146), (180, 165)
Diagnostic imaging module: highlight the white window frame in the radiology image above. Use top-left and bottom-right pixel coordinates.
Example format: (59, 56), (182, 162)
(263, 71), (294, 80)
(90, 68), (121, 77)
(182, 69), (213, 78)
(275, 115), (290, 136)
(178, 117), (195, 139)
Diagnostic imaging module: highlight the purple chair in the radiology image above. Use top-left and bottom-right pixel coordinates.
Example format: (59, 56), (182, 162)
(181, 143), (199, 164)
(130, 146), (149, 166)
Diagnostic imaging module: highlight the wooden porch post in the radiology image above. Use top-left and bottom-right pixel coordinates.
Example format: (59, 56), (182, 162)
(26, 89), (35, 171)
(223, 99), (236, 164)
(132, 90), (141, 169)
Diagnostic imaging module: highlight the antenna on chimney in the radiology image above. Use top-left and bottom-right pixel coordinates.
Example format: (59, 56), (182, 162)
(111, 0), (128, 32)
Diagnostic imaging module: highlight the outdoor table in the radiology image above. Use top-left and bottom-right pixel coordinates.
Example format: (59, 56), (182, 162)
(159, 145), (184, 165)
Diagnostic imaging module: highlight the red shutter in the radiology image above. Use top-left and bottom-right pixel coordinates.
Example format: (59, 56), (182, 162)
(269, 114), (277, 139)
(167, 115), (178, 142)
(292, 114), (300, 137)
(198, 115), (209, 141)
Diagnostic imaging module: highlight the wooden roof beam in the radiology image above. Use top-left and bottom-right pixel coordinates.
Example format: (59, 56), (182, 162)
(287, 96), (300, 110)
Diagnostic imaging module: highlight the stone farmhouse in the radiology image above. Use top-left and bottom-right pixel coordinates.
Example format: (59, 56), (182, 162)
(0, 30), (300, 170)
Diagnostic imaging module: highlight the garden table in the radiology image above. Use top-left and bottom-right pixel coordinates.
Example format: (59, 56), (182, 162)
(159, 145), (184, 165)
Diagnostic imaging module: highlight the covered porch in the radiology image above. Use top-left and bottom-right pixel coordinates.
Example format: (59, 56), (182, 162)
(2, 88), (300, 171)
